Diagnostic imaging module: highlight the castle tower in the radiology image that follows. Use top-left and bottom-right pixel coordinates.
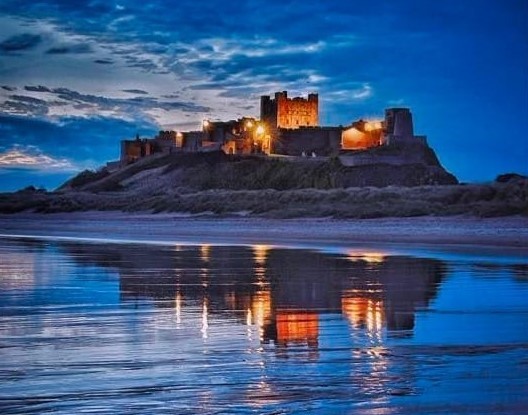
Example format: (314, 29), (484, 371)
(384, 108), (414, 138)
(260, 91), (319, 130)
(383, 108), (427, 146)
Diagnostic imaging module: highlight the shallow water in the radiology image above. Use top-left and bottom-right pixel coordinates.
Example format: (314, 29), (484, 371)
(0, 237), (527, 414)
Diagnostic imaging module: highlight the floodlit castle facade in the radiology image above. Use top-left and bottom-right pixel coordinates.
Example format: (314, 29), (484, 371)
(260, 91), (319, 130)
(119, 91), (427, 166)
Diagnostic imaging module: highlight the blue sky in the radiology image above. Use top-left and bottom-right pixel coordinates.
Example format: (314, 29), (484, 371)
(0, 0), (526, 190)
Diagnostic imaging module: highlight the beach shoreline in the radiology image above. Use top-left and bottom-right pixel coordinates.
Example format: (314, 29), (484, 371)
(1, 212), (527, 257)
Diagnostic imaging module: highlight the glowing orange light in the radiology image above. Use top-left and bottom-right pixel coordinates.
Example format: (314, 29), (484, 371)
(252, 244), (271, 266)
(342, 296), (384, 333)
(256, 125), (265, 135)
(276, 311), (319, 345)
(200, 244), (211, 262)
(203, 120), (210, 128)
(346, 249), (386, 264)
(246, 120), (254, 128)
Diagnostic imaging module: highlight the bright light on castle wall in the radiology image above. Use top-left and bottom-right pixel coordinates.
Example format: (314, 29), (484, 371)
(256, 125), (265, 135)
(364, 121), (383, 132)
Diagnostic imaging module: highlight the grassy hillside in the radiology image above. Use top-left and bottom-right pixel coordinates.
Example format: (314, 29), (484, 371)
(59, 150), (457, 194)
(1, 170), (526, 218)
(2, 151), (525, 217)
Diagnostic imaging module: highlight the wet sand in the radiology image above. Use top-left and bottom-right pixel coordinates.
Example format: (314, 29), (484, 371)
(1, 212), (527, 255)
(1, 215), (527, 414)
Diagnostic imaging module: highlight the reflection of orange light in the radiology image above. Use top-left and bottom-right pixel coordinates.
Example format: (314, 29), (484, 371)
(252, 244), (271, 266)
(251, 290), (272, 339)
(346, 250), (386, 264)
(175, 291), (182, 325)
(342, 297), (384, 333)
(276, 311), (318, 345)
(201, 298), (209, 340)
(246, 307), (252, 326)
(200, 245), (210, 262)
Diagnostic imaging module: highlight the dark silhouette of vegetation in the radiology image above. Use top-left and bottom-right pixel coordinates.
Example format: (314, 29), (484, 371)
(1, 153), (525, 218)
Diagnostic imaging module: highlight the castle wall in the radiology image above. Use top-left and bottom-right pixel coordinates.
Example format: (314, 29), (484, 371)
(181, 131), (204, 152)
(204, 118), (259, 154)
(120, 139), (153, 164)
(341, 127), (383, 150)
(274, 127), (342, 156)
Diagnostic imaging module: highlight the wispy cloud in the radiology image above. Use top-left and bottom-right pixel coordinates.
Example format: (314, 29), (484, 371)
(46, 43), (92, 54)
(0, 145), (77, 171)
(0, 86), (211, 122)
(0, 33), (42, 52)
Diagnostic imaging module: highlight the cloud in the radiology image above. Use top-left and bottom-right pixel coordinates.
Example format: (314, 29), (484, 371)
(46, 43), (92, 54)
(0, 145), (77, 171)
(0, 98), (49, 116)
(24, 85), (52, 92)
(94, 59), (114, 64)
(0, 114), (158, 168)
(351, 84), (373, 100)
(49, 87), (211, 113)
(0, 86), (211, 121)
(122, 89), (149, 95)
(0, 33), (42, 52)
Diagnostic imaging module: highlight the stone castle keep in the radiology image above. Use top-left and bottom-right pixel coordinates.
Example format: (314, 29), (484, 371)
(261, 91), (319, 130)
(119, 91), (428, 166)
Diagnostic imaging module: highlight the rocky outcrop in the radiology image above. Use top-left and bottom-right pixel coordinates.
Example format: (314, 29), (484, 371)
(58, 142), (457, 194)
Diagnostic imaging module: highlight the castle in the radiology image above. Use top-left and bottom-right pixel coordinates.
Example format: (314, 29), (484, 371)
(119, 91), (427, 166)
(261, 91), (319, 130)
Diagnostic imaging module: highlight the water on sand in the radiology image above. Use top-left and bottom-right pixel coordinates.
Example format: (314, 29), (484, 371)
(0, 237), (527, 414)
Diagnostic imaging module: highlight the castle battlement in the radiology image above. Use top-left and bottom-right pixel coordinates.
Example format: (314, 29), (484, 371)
(261, 91), (319, 130)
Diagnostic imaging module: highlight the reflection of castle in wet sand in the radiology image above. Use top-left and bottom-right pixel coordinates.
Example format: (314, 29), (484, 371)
(58, 242), (446, 353)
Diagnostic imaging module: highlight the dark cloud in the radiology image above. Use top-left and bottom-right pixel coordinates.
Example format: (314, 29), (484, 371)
(1, 95), (50, 117)
(0, 100), (49, 117)
(94, 59), (114, 64)
(124, 57), (159, 72)
(49, 87), (210, 113)
(24, 85), (52, 92)
(1, 86), (17, 91)
(9, 95), (48, 105)
(122, 89), (149, 94)
(46, 43), (92, 54)
(0, 33), (42, 52)
(2, 86), (211, 119)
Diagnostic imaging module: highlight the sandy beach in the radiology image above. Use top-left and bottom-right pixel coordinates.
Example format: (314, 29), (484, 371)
(1, 212), (527, 256)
